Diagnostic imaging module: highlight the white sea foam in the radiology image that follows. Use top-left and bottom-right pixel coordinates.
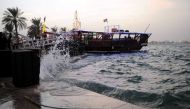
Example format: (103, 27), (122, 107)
(40, 32), (72, 79)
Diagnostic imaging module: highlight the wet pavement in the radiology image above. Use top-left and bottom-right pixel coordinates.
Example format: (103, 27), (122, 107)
(0, 78), (145, 109)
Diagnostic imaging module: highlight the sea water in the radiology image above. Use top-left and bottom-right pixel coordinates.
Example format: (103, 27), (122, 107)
(40, 41), (190, 109)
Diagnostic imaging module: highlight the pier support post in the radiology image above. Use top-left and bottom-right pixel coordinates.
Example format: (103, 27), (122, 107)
(0, 50), (12, 77)
(12, 50), (40, 87)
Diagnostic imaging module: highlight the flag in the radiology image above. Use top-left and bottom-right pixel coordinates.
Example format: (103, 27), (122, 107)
(103, 18), (108, 22)
(44, 16), (46, 22)
(42, 22), (46, 33)
(42, 17), (47, 33)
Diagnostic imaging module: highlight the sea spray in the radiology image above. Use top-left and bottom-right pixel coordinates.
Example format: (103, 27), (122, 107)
(40, 32), (72, 79)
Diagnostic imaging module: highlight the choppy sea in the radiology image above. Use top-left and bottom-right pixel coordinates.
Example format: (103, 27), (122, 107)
(41, 42), (190, 109)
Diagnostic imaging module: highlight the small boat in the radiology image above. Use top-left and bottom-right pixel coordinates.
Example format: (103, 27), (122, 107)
(71, 29), (151, 53)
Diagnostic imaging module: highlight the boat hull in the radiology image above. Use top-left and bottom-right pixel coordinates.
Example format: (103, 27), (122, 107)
(85, 39), (142, 52)
(72, 30), (151, 52)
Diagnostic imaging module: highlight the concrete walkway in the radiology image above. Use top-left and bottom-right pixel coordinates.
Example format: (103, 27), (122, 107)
(0, 79), (145, 109)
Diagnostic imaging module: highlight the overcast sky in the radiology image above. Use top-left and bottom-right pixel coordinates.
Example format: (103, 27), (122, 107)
(0, 0), (190, 41)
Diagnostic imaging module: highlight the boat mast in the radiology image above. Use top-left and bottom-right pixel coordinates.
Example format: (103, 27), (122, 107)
(144, 24), (150, 33)
(73, 10), (81, 30)
(104, 18), (109, 32)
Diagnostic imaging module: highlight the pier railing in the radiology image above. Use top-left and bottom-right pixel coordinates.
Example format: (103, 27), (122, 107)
(13, 34), (64, 49)
(13, 32), (75, 50)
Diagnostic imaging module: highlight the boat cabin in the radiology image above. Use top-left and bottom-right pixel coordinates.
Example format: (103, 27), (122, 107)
(72, 30), (151, 52)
